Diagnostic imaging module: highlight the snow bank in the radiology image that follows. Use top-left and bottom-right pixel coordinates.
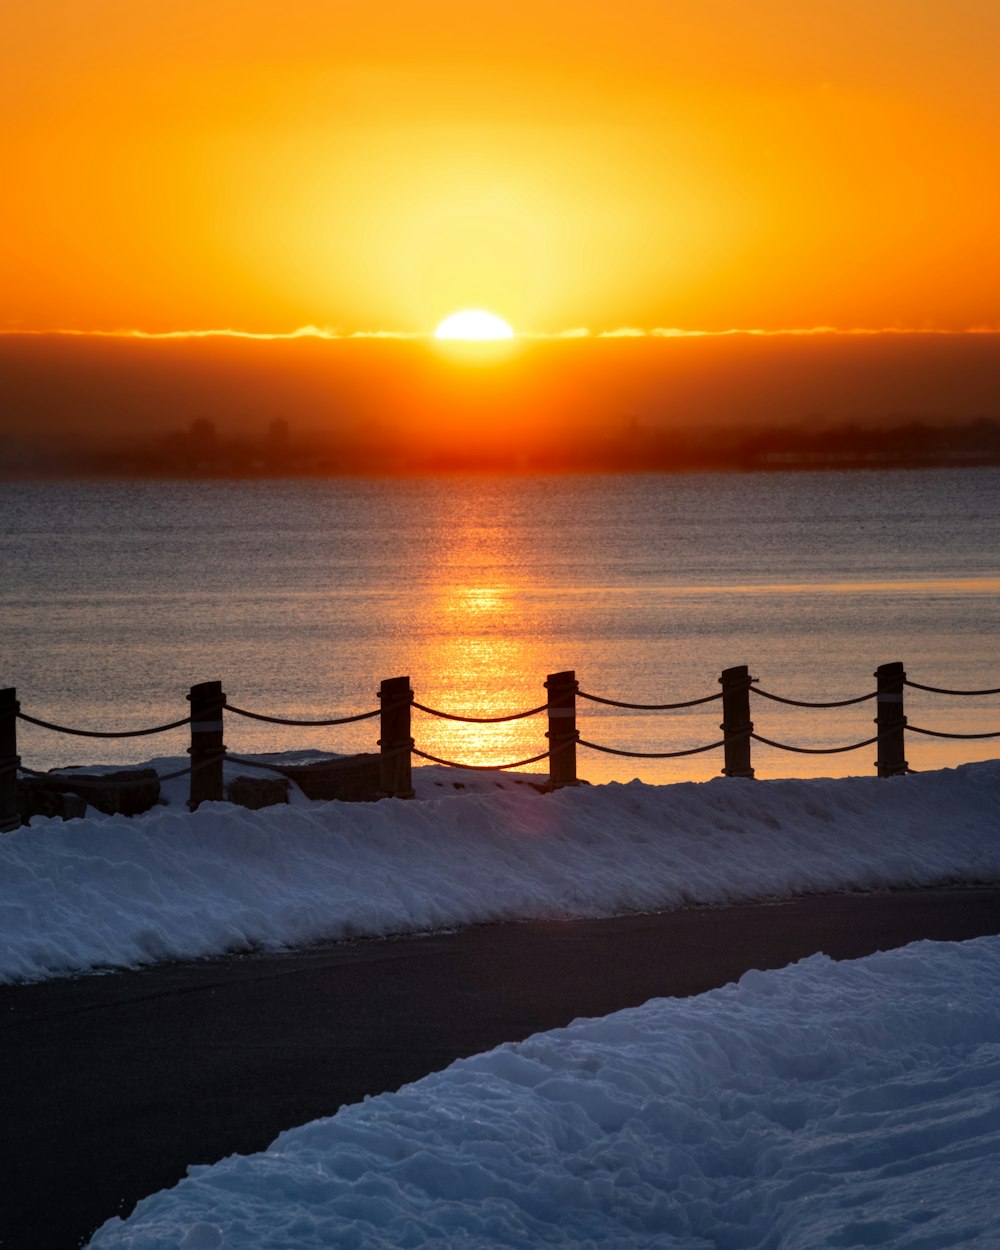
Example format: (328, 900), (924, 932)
(2, 760), (999, 984)
(88, 934), (1000, 1248)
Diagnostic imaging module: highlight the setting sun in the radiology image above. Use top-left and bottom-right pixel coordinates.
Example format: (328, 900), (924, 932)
(434, 311), (515, 341)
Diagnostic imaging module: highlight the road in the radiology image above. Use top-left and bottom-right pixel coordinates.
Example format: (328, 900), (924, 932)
(2, 886), (999, 1249)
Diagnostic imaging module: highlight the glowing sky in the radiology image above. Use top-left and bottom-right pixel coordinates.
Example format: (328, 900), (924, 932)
(3, 0), (999, 335)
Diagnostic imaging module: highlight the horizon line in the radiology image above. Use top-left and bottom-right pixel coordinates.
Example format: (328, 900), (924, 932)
(2, 324), (1000, 342)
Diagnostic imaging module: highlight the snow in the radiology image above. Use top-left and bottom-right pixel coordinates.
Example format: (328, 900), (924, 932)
(2, 758), (998, 985)
(87, 933), (1000, 1248)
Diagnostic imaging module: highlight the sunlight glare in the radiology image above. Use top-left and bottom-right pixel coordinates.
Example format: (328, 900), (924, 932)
(434, 310), (515, 341)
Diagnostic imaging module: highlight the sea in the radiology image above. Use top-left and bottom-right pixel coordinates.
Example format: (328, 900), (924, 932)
(2, 468), (998, 784)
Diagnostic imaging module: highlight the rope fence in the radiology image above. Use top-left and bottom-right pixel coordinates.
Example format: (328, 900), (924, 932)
(577, 736), (730, 760)
(411, 747), (553, 771)
(749, 731), (882, 755)
(14, 712), (193, 738)
(577, 689), (724, 710)
(2, 661), (998, 830)
(412, 700), (548, 724)
(225, 705), (382, 727)
(904, 679), (1000, 696)
(750, 687), (878, 709)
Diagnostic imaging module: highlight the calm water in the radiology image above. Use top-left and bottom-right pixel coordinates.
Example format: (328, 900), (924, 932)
(2, 470), (998, 783)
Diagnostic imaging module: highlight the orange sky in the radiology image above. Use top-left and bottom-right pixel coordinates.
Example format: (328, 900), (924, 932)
(3, 0), (999, 336)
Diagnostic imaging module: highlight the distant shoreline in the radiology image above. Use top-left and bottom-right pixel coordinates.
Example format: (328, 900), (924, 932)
(4, 455), (1000, 483)
(4, 413), (1000, 481)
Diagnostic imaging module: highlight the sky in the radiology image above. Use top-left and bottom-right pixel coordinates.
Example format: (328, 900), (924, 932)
(3, 0), (1000, 337)
(2, 2), (999, 451)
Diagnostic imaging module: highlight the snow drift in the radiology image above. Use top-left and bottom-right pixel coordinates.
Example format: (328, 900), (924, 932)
(87, 933), (1000, 1248)
(2, 759), (998, 985)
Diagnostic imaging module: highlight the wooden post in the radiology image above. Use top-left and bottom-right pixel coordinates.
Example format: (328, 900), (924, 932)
(188, 680), (226, 810)
(875, 661), (907, 777)
(0, 688), (20, 833)
(379, 676), (414, 799)
(720, 665), (754, 778)
(546, 670), (579, 788)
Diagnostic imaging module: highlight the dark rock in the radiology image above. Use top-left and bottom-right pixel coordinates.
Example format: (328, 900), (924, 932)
(16, 782), (88, 825)
(227, 774), (290, 810)
(274, 754), (381, 802)
(19, 768), (161, 820)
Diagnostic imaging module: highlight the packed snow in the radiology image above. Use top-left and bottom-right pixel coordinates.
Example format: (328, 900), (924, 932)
(87, 933), (1000, 1248)
(2, 758), (998, 985)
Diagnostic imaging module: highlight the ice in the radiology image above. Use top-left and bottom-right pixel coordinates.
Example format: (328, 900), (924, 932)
(1, 759), (999, 984)
(87, 934), (1000, 1248)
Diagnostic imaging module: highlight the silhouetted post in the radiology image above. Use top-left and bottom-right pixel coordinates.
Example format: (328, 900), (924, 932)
(379, 676), (414, 799)
(188, 681), (226, 810)
(546, 670), (579, 788)
(0, 688), (20, 833)
(720, 665), (755, 778)
(875, 661), (907, 778)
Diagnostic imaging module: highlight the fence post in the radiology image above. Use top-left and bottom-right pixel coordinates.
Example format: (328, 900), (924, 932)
(546, 670), (579, 788)
(188, 680), (226, 810)
(379, 676), (414, 799)
(0, 688), (20, 833)
(720, 665), (755, 778)
(875, 661), (907, 777)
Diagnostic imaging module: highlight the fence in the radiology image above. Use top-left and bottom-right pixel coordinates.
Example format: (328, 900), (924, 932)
(2, 662), (999, 831)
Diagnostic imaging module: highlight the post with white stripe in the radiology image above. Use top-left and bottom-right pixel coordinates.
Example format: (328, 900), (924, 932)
(0, 687), (20, 833)
(378, 675), (415, 799)
(188, 680), (226, 810)
(875, 662), (907, 777)
(546, 670), (579, 789)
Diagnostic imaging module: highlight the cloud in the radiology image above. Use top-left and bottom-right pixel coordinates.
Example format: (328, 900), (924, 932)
(647, 326), (1000, 338)
(0, 325), (341, 341)
(0, 325), (425, 342)
(2, 324), (999, 342)
(346, 329), (425, 339)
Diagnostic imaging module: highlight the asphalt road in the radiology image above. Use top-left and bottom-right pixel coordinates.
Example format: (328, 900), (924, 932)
(2, 886), (999, 1249)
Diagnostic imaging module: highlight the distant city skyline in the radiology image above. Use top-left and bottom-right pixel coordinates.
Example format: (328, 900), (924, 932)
(3, 329), (998, 476)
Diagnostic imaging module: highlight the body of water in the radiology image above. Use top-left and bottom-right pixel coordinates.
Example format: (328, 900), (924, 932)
(2, 469), (998, 783)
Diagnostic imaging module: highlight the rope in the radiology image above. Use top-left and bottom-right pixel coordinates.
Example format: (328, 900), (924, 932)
(750, 732), (880, 755)
(411, 700), (548, 724)
(378, 741), (414, 759)
(904, 680), (1000, 696)
(226, 705), (381, 727)
(16, 712), (192, 739)
(906, 725), (1000, 740)
(411, 747), (550, 771)
(578, 690), (724, 710)
(751, 688), (878, 708)
(578, 736), (729, 759)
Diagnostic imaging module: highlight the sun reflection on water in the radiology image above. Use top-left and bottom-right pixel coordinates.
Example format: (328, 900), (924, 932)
(406, 521), (554, 774)
(4, 474), (998, 783)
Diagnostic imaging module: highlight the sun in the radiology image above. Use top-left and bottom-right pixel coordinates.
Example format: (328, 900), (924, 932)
(434, 310), (515, 340)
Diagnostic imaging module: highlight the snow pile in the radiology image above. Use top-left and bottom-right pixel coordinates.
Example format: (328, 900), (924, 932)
(88, 934), (1000, 1248)
(2, 760), (999, 985)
